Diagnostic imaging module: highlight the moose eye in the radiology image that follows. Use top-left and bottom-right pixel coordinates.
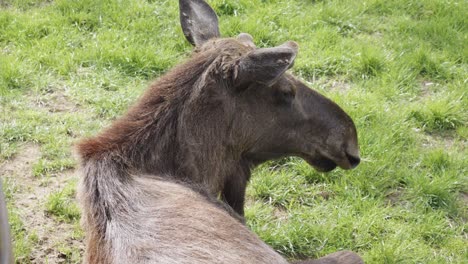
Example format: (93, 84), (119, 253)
(282, 90), (295, 98)
(275, 88), (296, 104)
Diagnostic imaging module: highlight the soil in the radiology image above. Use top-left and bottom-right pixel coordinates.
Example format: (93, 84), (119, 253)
(0, 144), (83, 263)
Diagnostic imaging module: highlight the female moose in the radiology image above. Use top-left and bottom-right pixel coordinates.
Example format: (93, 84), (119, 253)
(77, 0), (362, 263)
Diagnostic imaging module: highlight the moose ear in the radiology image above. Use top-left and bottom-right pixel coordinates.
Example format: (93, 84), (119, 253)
(235, 41), (298, 87)
(179, 0), (221, 46)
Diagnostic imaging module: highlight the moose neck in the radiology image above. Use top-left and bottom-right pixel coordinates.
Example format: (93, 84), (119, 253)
(130, 83), (251, 195)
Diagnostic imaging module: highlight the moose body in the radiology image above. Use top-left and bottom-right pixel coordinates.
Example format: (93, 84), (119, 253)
(78, 170), (362, 263)
(78, 0), (362, 263)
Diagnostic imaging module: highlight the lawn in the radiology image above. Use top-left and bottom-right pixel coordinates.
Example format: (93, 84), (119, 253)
(0, 0), (467, 263)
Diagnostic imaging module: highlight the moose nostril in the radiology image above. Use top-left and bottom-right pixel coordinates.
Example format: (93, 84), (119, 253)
(346, 153), (360, 168)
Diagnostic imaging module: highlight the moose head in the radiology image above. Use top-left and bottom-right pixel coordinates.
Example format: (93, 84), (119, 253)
(175, 0), (360, 214)
(178, 0), (360, 171)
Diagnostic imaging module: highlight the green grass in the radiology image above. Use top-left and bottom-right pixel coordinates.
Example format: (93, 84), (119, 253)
(1, 0), (467, 263)
(45, 179), (80, 223)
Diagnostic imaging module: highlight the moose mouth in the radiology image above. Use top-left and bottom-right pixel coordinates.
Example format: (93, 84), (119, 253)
(301, 154), (337, 172)
(245, 151), (339, 172)
(301, 150), (360, 172)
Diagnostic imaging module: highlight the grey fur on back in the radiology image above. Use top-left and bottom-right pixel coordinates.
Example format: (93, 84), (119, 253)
(78, 160), (288, 263)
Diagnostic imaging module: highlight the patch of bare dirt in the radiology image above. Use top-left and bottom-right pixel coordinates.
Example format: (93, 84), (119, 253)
(272, 205), (288, 221)
(0, 144), (83, 263)
(419, 131), (467, 151)
(326, 80), (352, 93)
(384, 188), (405, 206)
(458, 192), (468, 223)
(31, 87), (81, 113)
(301, 77), (352, 94)
(0, 0), (53, 9)
(317, 191), (333, 200)
(310, 78), (352, 93)
(460, 192), (468, 206)
(419, 80), (436, 98)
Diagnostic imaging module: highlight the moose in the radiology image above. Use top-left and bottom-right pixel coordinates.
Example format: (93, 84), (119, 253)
(77, 0), (362, 263)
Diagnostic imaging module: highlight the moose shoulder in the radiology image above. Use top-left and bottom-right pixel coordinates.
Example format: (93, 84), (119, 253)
(77, 0), (360, 218)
